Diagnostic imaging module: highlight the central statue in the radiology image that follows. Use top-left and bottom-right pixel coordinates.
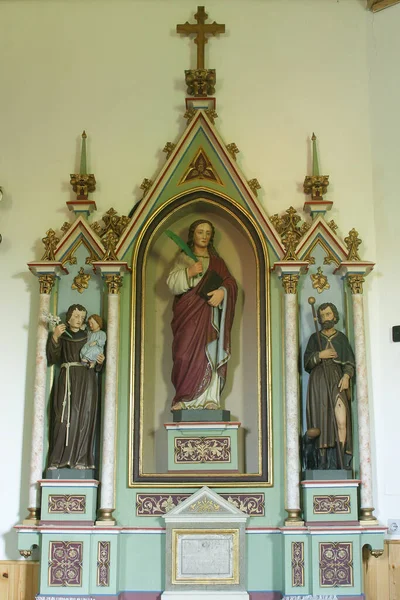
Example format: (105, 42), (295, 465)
(167, 219), (237, 411)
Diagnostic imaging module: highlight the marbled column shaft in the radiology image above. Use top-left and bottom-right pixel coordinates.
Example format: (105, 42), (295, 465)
(28, 293), (51, 509)
(284, 293), (301, 512)
(352, 293), (374, 510)
(99, 293), (120, 511)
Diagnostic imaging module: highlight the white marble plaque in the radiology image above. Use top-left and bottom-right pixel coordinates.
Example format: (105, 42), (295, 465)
(173, 530), (239, 584)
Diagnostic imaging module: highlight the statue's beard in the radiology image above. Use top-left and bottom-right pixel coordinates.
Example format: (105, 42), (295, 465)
(321, 319), (335, 330)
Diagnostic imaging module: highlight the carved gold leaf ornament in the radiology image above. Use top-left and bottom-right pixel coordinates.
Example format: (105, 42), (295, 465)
(303, 174), (330, 199)
(91, 208), (130, 261)
(282, 274), (299, 294)
(189, 498), (221, 513)
(179, 148), (222, 185)
(39, 274), (56, 295)
(226, 143), (239, 161)
(271, 206), (310, 261)
(248, 178), (261, 197)
(41, 229), (59, 261)
(205, 107), (218, 124)
(163, 142), (176, 160)
(345, 228), (362, 261)
(105, 274), (123, 294)
(347, 274), (365, 295)
(184, 107), (196, 125)
(61, 221), (72, 234)
(71, 267), (91, 294)
(328, 219), (338, 233)
(185, 68), (216, 96)
(140, 178), (153, 198)
(311, 266), (330, 294)
(70, 173), (96, 197)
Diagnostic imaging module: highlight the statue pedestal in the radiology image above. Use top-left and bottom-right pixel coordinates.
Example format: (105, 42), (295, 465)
(164, 422), (241, 472)
(301, 478), (360, 524)
(39, 479), (99, 525)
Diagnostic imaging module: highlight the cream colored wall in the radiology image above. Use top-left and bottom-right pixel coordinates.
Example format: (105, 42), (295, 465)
(0, 0), (387, 559)
(367, 4), (400, 532)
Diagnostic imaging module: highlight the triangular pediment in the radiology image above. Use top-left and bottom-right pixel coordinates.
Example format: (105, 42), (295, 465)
(163, 486), (248, 523)
(53, 215), (105, 265)
(116, 110), (283, 260)
(296, 215), (349, 265)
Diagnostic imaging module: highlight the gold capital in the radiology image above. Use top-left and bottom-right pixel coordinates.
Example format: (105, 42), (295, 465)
(347, 274), (365, 294)
(282, 274), (299, 294)
(39, 274), (56, 294)
(105, 275), (123, 294)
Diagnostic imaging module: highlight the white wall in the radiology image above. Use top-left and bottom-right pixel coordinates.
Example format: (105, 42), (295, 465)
(0, 0), (388, 559)
(367, 4), (400, 529)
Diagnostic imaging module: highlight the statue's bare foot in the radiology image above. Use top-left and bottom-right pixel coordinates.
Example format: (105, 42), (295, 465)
(204, 402), (219, 410)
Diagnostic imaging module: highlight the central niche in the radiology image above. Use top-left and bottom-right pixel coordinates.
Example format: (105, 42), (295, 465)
(130, 192), (271, 485)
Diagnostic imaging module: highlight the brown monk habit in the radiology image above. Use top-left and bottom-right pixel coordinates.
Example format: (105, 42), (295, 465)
(304, 329), (355, 457)
(47, 329), (102, 469)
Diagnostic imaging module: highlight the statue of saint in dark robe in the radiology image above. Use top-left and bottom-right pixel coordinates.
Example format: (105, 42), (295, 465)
(167, 220), (237, 411)
(304, 302), (355, 469)
(47, 304), (105, 469)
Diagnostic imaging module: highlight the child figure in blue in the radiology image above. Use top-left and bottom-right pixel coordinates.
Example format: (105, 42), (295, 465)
(80, 314), (106, 368)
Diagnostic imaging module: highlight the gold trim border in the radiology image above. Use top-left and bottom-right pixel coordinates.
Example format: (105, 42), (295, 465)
(172, 528), (239, 585)
(128, 187), (272, 488)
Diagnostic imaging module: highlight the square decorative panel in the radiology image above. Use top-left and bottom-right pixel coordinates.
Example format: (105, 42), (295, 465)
(48, 541), (83, 587)
(313, 495), (351, 514)
(319, 541), (353, 587)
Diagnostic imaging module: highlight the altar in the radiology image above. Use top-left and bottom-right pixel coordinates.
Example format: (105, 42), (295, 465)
(14, 5), (385, 600)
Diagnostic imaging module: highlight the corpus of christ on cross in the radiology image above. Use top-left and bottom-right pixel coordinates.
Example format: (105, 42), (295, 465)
(176, 6), (225, 70)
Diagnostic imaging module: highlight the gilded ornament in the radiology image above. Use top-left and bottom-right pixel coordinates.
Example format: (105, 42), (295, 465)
(71, 267), (91, 294)
(91, 221), (102, 235)
(61, 222), (71, 233)
(41, 229), (59, 261)
(345, 228), (362, 261)
(140, 178), (153, 198)
(69, 173), (96, 197)
(226, 143), (240, 161)
(163, 142), (176, 160)
(19, 550), (32, 559)
(105, 274), (123, 294)
(184, 107), (196, 125)
(184, 68), (216, 96)
(323, 255), (337, 265)
(328, 219), (338, 232)
(102, 230), (119, 261)
(271, 206), (310, 261)
(348, 274), (365, 295)
(305, 255), (316, 265)
(282, 274), (299, 294)
(180, 148), (222, 185)
(311, 267), (330, 294)
(189, 498), (221, 513)
(370, 549), (384, 558)
(248, 178), (261, 196)
(205, 107), (218, 124)
(39, 274), (56, 295)
(303, 174), (330, 199)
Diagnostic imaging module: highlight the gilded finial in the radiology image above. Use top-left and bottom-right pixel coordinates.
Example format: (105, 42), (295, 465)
(80, 131), (87, 175)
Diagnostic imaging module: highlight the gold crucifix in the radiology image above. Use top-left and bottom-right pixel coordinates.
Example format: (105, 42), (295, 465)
(177, 6), (225, 69)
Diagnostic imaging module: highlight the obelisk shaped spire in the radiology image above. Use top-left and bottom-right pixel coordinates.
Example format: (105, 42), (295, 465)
(80, 130), (87, 175)
(312, 133), (320, 176)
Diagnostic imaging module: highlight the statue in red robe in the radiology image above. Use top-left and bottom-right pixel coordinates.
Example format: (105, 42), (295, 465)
(167, 220), (237, 410)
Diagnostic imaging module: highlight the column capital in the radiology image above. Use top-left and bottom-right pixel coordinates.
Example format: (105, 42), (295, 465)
(272, 261), (309, 294)
(334, 261), (375, 295)
(92, 261), (131, 294)
(28, 262), (69, 293)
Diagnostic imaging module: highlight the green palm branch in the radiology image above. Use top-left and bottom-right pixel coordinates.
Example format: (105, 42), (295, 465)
(165, 230), (198, 262)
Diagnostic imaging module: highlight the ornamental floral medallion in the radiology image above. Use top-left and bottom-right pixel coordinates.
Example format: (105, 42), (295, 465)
(291, 541), (305, 587)
(313, 495), (351, 515)
(136, 494), (265, 516)
(48, 541), (83, 587)
(48, 495), (86, 514)
(189, 498), (220, 513)
(311, 266), (330, 294)
(319, 542), (353, 587)
(97, 541), (111, 587)
(179, 148), (223, 185)
(174, 436), (231, 463)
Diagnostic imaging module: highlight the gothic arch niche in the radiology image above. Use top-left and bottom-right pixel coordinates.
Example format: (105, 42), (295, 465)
(130, 190), (271, 485)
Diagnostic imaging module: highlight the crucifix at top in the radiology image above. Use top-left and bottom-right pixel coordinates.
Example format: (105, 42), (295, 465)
(177, 6), (225, 70)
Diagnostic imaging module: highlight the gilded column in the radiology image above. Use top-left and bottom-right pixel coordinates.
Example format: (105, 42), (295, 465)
(26, 274), (56, 522)
(348, 274), (377, 522)
(97, 274), (123, 524)
(282, 274), (303, 523)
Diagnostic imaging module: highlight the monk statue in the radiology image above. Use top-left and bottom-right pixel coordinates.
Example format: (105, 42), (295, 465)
(167, 220), (237, 411)
(47, 304), (105, 470)
(304, 302), (355, 470)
